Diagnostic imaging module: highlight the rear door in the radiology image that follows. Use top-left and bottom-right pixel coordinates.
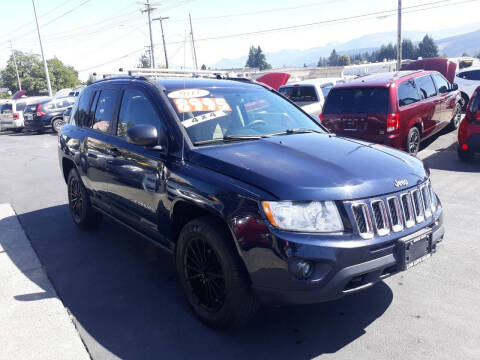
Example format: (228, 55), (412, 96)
(322, 87), (389, 142)
(81, 88), (121, 210)
(414, 75), (439, 137)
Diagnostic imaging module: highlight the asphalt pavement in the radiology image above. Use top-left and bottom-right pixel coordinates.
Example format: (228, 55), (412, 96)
(0, 129), (479, 360)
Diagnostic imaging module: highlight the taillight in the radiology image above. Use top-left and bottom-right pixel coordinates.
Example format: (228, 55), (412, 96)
(36, 104), (46, 116)
(387, 112), (399, 132)
(318, 113), (324, 122)
(13, 113), (19, 120)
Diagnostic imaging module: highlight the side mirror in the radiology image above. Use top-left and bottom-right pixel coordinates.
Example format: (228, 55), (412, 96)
(126, 124), (167, 151)
(451, 83), (459, 91)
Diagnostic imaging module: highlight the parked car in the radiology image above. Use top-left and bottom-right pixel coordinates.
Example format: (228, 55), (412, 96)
(24, 97), (75, 133)
(0, 99), (28, 132)
(279, 78), (342, 116)
(454, 67), (480, 111)
(458, 86), (480, 161)
(321, 71), (462, 156)
(59, 76), (444, 328)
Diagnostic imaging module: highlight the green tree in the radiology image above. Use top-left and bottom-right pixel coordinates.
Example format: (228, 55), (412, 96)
(86, 73), (96, 85)
(201, 64), (207, 70)
(402, 39), (418, 60)
(338, 54), (351, 66)
(328, 49), (339, 66)
(245, 46), (271, 70)
(317, 57), (328, 67)
(462, 52), (469, 57)
(47, 57), (80, 91)
(417, 34), (439, 58)
(137, 51), (151, 68)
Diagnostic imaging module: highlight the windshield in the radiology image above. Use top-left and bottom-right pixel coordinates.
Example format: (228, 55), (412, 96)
(167, 86), (325, 145)
(278, 85), (319, 103)
(323, 87), (389, 114)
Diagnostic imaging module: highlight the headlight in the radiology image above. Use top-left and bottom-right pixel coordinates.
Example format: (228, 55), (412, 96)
(261, 201), (344, 232)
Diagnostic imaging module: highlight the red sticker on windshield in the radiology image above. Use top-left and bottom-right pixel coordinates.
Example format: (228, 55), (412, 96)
(173, 97), (231, 113)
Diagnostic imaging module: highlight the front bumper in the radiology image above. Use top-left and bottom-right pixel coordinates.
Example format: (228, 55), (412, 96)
(249, 202), (444, 305)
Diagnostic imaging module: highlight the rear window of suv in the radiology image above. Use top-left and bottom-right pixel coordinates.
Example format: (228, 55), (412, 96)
(279, 85), (318, 102)
(323, 87), (389, 114)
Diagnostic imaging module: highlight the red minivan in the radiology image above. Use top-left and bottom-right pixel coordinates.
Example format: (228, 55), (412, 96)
(321, 71), (462, 156)
(458, 86), (480, 161)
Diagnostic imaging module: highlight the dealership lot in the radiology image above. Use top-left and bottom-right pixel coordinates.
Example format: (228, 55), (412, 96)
(0, 130), (479, 359)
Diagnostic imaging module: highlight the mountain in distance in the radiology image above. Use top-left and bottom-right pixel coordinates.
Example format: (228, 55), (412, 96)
(213, 22), (480, 69)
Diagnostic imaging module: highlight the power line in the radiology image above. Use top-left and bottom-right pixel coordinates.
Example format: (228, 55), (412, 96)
(78, 0), (477, 73)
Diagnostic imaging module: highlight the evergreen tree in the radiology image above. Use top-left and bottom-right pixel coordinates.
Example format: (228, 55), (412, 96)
(328, 49), (339, 66)
(402, 39), (418, 60)
(245, 46), (271, 70)
(417, 35), (439, 58)
(137, 52), (151, 68)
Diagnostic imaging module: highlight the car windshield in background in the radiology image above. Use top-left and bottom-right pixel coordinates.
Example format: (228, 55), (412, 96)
(165, 86), (325, 145)
(323, 87), (389, 114)
(278, 85), (318, 103)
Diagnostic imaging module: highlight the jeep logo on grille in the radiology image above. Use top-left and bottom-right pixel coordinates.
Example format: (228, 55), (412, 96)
(394, 179), (409, 187)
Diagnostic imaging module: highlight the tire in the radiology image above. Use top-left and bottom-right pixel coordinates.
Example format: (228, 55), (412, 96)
(13, 128), (23, 133)
(458, 146), (474, 161)
(176, 216), (259, 329)
(460, 93), (469, 112)
(67, 168), (103, 229)
(448, 103), (463, 131)
(52, 118), (64, 133)
(405, 127), (421, 156)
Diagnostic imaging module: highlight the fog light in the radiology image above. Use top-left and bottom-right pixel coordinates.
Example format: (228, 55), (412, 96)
(290, 259), (314, 279)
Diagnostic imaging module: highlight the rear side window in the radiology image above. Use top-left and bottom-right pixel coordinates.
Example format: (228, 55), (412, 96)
(415, 76), (437, 99)
(432, 73), (450, 94)
(74, 90), (94, 126)
(398, 80), (420, 107)
(323, 87), (389, 114)
(458, 70), (480, 81)
(117, 89), (163, 138)
(279, 85), (318, 102)
(1, 104), (12, 113)
(91, 89), (119, 133)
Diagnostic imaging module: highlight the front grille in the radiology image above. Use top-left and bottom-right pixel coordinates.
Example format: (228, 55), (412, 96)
(347, 181), (437, 238)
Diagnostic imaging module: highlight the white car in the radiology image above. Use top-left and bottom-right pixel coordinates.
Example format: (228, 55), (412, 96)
(278, 78), (344, 116)
(0, 99), (28, 132)
(454, 67), (480, 110)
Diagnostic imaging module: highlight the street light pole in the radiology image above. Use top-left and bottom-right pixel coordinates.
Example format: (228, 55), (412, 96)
(141, 0), (156, 68)
(32, 0), (52, 96)
(396, 0), (402, 72)
(153, 16), (169, 69)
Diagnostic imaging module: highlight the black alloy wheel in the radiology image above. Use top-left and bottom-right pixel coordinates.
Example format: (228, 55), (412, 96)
(406, 127), (421, 156)
(67, 168), (103, 229)
(176, 217), (259, 329)
(183, 237), (226, 312)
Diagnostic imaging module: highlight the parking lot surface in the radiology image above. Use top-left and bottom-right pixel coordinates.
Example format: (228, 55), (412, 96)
(0, 130), (479, 360)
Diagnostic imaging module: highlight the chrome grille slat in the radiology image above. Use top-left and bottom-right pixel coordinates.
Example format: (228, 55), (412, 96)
(348, 182), (437, 238)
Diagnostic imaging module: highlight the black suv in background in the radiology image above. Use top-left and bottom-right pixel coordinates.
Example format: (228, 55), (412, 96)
(58, 76), (444, 328)
(24, 97), (75, 133)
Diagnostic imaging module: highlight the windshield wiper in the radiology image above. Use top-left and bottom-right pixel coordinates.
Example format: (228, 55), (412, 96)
(193, 135), (262, 146)
(262, 128), (324, 137)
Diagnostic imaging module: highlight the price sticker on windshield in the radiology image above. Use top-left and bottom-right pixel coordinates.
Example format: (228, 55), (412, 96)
(173, 97), (232, 113)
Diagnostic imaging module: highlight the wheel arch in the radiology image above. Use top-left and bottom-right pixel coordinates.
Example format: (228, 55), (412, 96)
(61, 157), (76, 184)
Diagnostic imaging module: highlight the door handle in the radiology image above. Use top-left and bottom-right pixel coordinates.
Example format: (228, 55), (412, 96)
(107, 147), (122, 157)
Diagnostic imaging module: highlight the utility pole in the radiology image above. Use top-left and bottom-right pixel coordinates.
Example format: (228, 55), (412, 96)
(9, 41), (21, 91)
(141, 0), (156, 68)
(153, 17), (169, 69)
(32, 0), (52, 97)
(396, 0), (402, 72)
(189, 14), (198, 70)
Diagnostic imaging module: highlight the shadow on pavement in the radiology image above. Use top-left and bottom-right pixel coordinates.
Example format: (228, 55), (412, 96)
(17, 204), (393, 360)
(423, 143), (480, 172)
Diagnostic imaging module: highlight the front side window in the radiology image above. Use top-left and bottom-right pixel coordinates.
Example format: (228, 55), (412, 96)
(166, 85), (324, 145)
(398, 80), (420, 106)
(415, 76), (437, 99)
(432, 73), (450, 94)
(91, 90), (119, 133)
(278, 85), (319, 103)
(117, 89), (162, 138)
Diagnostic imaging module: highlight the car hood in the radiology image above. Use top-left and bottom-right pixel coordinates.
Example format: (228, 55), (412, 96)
(189, 133), (428, 201)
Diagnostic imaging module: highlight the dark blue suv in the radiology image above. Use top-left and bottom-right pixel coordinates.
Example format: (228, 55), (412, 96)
(24, 97), (75, 133)
(58, 76), (444, 328)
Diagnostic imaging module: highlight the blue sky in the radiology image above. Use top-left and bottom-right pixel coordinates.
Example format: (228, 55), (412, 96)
(0, 0), (479, 80)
